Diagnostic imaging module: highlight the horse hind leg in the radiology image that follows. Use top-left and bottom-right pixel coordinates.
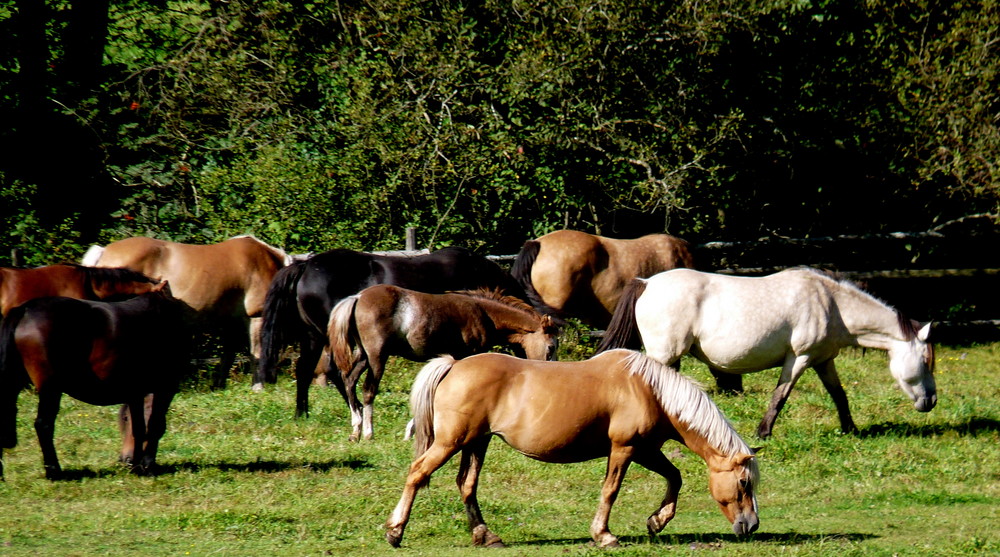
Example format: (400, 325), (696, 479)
(139, 391), (176, 474)
(34, 390), (63, 480)
(709, 365), (744, 394)
(590, 445), (635, 548)
(386, 442), (461, 547)
(457, 437), (504, 548)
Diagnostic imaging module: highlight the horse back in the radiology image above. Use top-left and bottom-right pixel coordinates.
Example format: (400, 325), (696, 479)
(438, 352), (666, 462)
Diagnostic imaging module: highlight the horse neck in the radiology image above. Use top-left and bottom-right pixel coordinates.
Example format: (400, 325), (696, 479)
(479, 299), (539, 333)
(831, 286), (904, 350)
(669, 415), (743, 472)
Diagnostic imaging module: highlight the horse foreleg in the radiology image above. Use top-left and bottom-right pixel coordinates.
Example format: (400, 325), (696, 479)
(814, 359), (858, 435)
(633, 449), (682, 537)
(456, 437), (503, 547)
(386, 443), (460, 548)
(758, 353), (811, 439)
(34, 390), (63, 480)
(590, 445), (634, 548)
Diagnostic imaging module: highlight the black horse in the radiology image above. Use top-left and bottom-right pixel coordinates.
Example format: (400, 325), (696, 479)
(253, 246), (527, 418)
(0, 282), (192, 480)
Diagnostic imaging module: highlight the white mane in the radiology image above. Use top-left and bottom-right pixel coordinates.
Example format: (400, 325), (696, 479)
(620, 350), (759, 484)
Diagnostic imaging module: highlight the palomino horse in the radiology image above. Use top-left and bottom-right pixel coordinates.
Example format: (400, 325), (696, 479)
(328, 285), (560, 441)
(385, 349), (759, 548)
(254, 246), (528, 418)
(83, 235), (291, 388)
(511, 229), (694, 328)
(597, 268), (937, 438)
(0, 264), (159, 316)
(0, 282), (191, 480)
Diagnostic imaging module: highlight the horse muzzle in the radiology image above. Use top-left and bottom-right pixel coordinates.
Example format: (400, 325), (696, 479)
(914, 393), (937, 412)
(732, 513), (759, 536)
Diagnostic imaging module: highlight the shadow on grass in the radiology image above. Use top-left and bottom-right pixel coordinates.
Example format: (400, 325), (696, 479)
(51, 456), (372, 481)
(517, 531), (876, 547)
(859, 417), (1000, 438)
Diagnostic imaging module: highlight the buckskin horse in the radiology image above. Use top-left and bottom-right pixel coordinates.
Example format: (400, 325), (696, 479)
(328, 285), (560, 441)
(0, 264), (159, 316)
(385, 349), (759, 548)
(597, 268), (937, 438)
(0, 281), (191, 480)
(254, 246), (528, 418)
(511, 229), (694, 328)
(83, 235), (291, 388)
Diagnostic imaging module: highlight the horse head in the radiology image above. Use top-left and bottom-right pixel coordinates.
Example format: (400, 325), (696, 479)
(518, 314), (560, 361)
(707, 453), (759, 536)
(888, 320), (936, 412)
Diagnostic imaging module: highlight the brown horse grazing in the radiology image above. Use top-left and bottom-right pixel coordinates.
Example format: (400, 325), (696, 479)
(0, 264), (159, 316)
(0, 282), (192, 480)
(511, 229), (694, 328)
(386, 349), (759, 549)
(83, 235), (291, 388)
(328, 285), (560, 441)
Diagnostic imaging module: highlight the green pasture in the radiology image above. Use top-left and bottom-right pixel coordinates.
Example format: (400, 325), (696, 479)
(0, 340), (997, 556)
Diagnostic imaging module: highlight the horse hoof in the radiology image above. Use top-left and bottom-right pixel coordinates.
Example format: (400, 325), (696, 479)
(251, 383), (264, 393)
(486, 540), (506, 549)
(385, 530), (403, 548)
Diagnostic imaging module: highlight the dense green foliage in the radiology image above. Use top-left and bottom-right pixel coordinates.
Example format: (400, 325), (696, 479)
(1, 0), (998, 262)
(0, 343), (997, 555)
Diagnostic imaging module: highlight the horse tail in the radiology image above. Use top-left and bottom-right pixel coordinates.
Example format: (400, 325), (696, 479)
(256, 261), (308, 385)
(328, 295), (362, 376)
(0, 305), (28, 450)
(511, 240), (560, 318)
(409, 356), (456, 457)
(81, 244), (105, 266)
(596, 278), (648, 353)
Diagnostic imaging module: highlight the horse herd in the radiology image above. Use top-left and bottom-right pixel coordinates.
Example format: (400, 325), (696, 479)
(0, 229), (937, 548)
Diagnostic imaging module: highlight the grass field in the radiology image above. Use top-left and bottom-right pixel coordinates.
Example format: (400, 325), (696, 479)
(0, 338), (998, 556)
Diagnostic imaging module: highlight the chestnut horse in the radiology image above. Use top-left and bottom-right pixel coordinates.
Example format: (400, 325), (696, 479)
(0, 264), (159, 316)
(0, 282), (191, 480)
(254, 246), (527, 418)
(328, 285), (560, 441)
(511, 229), (694, 328)
(597, 268), (937, 438)
(83, 235), (291, 388)
(386, 349), (759, 548)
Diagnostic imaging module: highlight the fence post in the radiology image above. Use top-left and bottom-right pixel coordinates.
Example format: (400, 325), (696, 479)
(11, 247), (23, 267)
(405, 227), (417, 251)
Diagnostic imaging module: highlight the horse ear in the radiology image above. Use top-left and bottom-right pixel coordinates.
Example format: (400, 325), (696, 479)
(917, 322), (932, 342)
(750, 446), (763, 456)
(153, 280), (170, 295)
(737, 452), (757, 464)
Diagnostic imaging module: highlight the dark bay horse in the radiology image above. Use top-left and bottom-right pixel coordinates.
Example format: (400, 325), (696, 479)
(0, 282), (191, 480)
(0, 264), (159, 316)
(597, 268), (937, 438)
(386, 349), (759, 548)
(511, 229), (694, 328)
(83, 235), (291, 388)
(328, 285), (560, 441)
(253, 246), (527, 418)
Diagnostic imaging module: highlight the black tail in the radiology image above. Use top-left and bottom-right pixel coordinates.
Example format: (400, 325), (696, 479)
(1, 305), (29, 451)
(511, 240), (561, 319)
(255, 261), (308, 385)
(595, 278), (648, 353)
